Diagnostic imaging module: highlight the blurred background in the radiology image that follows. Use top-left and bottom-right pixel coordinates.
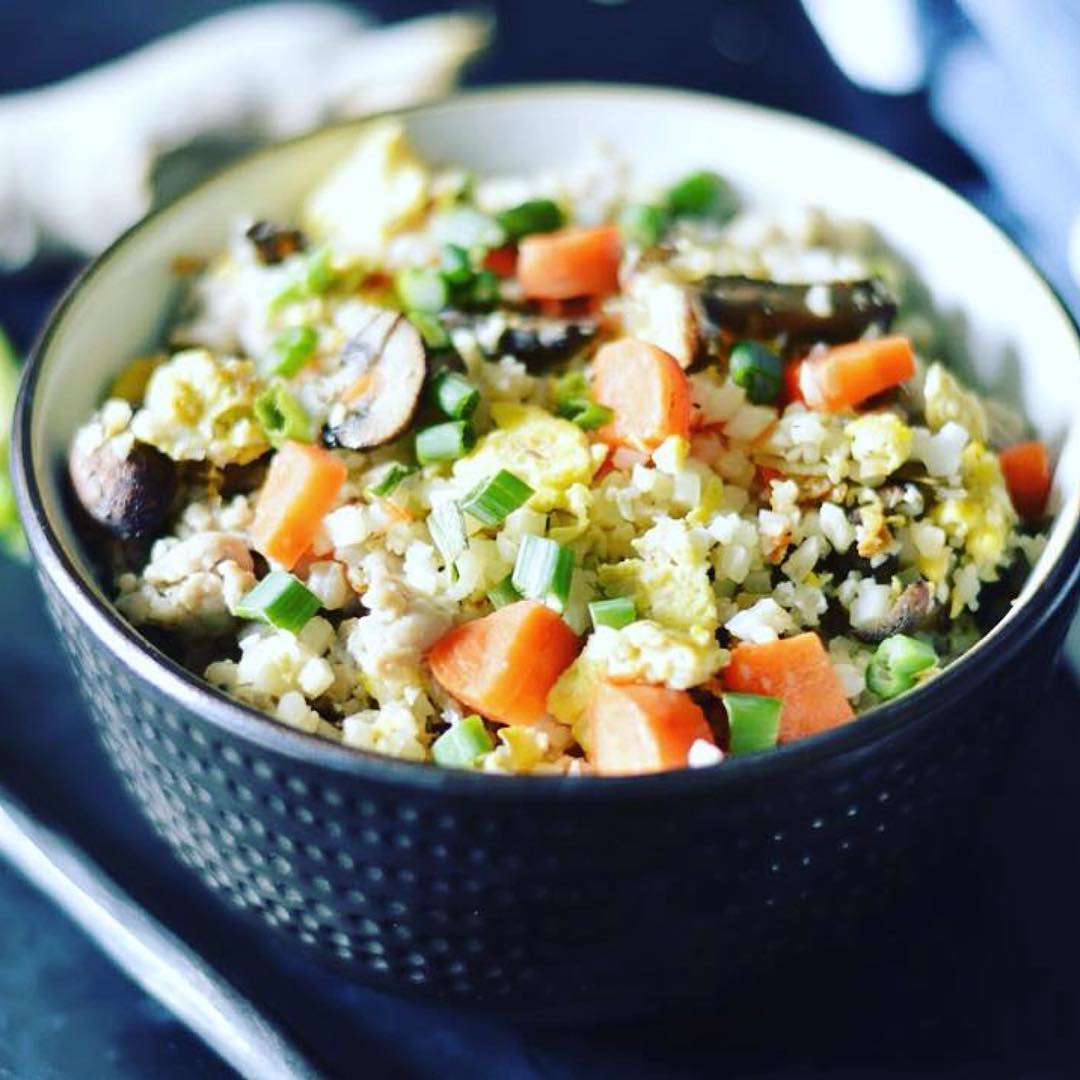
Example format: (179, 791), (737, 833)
(1, 1), (1079, 1077)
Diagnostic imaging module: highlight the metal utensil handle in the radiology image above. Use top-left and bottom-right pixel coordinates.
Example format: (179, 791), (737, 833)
(0, 785), (322, 1080)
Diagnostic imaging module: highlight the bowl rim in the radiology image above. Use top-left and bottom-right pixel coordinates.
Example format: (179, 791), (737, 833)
(12, 81), (1080, 801)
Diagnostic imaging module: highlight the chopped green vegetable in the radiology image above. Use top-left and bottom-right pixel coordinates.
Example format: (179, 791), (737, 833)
(408, 311), (451, 350)
(431, 714), (493, 768)
(366, 462), (416, 498)
(496, 199), (565, 242)
(429, 500), (468, 566)
(396, 267), (449, 314)
(431, 370), (480, 420)
(666, 171), (737, 222)
(487, 574), (521, 609)
(512, 535), (574, 611)
(723, 692), (782, 754)
(588, 596), (636, 631)
(269, 248), (335, 311)
(415, 420), (476, 464)
(235, 572), (320, 633)
(866, 634), (938, 700)
(266, 325), (318, 378)
(729, 341), (783, 404)
(440, 244), (474, 285)
(461, 470), (534, 526)
(0, 327), (24, 558)
(618, 202), (668, 248)
(253, 380), (312, 447)
(552, 370), (613, 430)
(462, 268), (500, 308)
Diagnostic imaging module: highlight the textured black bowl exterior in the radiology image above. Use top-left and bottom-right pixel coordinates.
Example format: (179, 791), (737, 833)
(33, 563), (1080, 1018)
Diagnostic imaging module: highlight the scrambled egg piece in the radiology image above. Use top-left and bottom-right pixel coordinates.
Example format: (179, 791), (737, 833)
(130, 348), (268, 466)
(846, 413), (912, 484)
(454, 403), (594, 511)
(583, 620), (726, 690)
(924, 362), (989, 443)
(598, 559), (717, 633)
(303, 120), (429, 258)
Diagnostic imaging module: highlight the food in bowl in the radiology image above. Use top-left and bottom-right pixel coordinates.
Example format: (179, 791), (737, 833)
(67, 119), (1053, 777)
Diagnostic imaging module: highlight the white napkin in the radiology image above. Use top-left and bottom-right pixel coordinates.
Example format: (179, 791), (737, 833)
(0, 3), (490, 268)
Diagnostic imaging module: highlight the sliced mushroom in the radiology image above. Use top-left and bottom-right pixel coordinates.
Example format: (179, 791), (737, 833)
(850, 579), (935, 645)
(245, 220), (307, 265)
(69, 437), (178, 539)
(321, 311), (425, 450)
(624, 268), (703, 369)
(694, 276), (897, 345)
(490, 315), (598, 370)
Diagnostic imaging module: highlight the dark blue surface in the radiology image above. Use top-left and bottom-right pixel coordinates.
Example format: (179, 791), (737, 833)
(3, 2), (1080, 1077)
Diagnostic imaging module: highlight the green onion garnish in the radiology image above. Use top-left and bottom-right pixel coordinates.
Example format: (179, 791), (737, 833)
(511, 535), (575, 611)
(723, 692), (782, 754)
(415, 420), (476, 465)
(253, 381), (312, 447)
(496, 199), (565, 242)
(408, 312), (451, 350)
(460, 470), (534, 526)
(431, 370), (480, 420)
(866, 634), (938, 700)
(235, 572), (320, 633)
(588, 596), (636, 631)
(266, 325), (318, 378)
(487, 575), (522, 609)
(665, 170), (737, 222)
(560, 400), (613, 431)
(428, 500), (468, 566)
(463, 268), (500, 308)
(729, 341), (783, 404)
(395, 267), (449, 314)
(618, 202), (668, 248)
(440, 244), (474, 285)
(268, 248), (335, 312)
(367, 462), (416, 498)
(432, 714), (493, 769)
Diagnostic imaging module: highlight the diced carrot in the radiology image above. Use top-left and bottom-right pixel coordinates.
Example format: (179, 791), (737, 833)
(517, 225), (621, 300)
(251, 441), (347, 570)
(798, 336), (916, 412)
(589, 682), (714, 776)
(723, 632), (854, 743)
(783, 358), (806, 405)
(483, 245), (518, 278)
(999, 440), (1051, 522)
(428, 600), (581, 727)
(591, 338), (692, 451)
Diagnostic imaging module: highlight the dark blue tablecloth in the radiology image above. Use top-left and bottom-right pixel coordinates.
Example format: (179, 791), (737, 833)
(3, 2), (1079, 1077)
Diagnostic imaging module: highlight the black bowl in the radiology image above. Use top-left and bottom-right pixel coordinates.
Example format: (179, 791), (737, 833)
(12, 87), (1080, 1019)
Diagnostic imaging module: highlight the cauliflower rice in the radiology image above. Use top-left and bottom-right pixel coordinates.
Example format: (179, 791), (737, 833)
(69, 120), (1051, 776)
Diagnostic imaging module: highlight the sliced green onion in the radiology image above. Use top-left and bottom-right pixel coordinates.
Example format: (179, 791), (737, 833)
(496, 199), (565, 242)
(432, 714), (493, 769)
(268, 248), (335, 311)
(588, 596), (636, 631)
(866, 634), (938, 700)
(265, 325), (318, 378)
(366, 462), (416, 498)
(618, 202), (668, 248)
(553, 370), (589, 405)
(560, 400), (613, 431)
(408, 312), (451, 350)
(463, 268), (500, 308)
(723, 692), (782, 754)
(436, 207), (505, 251)
(461, 470), (534, 526)
(440, 244), (474, 285)
(431, 370), (480, 420)
(729, 340), (783, 404)
(415, 420), (475, 465)
(235, 572), (320, 633)
(665, 170), (737, 222)
(511, 535), (575, 612)
(487, 575), (522, 609)
(396, 267), (449, 314)
(254, 381), (312, 447)
(428, 500), (468, 566)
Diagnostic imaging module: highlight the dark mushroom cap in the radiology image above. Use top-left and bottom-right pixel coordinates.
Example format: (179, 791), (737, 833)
(492, 315), (599, 371)
(245, 220), (307, 265)
(69, 437), (178, 539)
(322, 312), (426, 450)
